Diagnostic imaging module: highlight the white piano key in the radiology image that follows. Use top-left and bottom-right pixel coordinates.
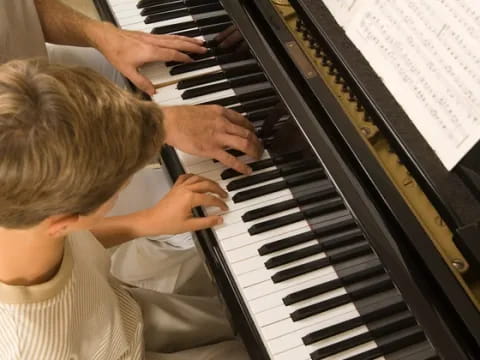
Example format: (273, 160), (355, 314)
(147, 62), (221, 89)
(176, 150), (211, 167)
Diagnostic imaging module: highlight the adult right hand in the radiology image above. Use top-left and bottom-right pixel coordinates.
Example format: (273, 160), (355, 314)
(162, 105), (264, 175)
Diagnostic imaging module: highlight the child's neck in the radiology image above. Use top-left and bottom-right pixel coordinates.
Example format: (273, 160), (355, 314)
(0, 227), (66, 286)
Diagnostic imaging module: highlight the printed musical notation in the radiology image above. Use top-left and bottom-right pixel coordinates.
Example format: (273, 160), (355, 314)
(327, 0), (480, 170)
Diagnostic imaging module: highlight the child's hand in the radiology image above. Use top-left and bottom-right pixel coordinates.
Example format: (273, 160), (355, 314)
(140, 174), (228, 234)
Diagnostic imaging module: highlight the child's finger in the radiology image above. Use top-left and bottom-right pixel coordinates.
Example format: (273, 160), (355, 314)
(187, 179), (227, 198)
(191, 193), (228, 211)
(187, 215), (223, 231)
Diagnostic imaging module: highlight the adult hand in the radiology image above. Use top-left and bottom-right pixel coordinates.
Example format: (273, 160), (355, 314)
(93, 23), (207, 95)
(162, 105), (264, 175)
(139, 174), (228, 234)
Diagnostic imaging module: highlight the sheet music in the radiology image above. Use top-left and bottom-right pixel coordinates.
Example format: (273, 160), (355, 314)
(322, 0), (366, 27)
(342, 0), (480, 170)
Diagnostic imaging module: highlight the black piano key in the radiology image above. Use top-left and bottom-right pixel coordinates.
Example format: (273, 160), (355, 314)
(265, 244), (323, 269)
(170, 52), (241, 75)
(174, 21), (232, 38)
(233, 180), (286, 203)
(249, 197), (344, 235)
(201, 82), (275, 107)
(203, 39), (219, 48)
(166, 51), (213, 68)
(233, 82), (275, 102)
(271, 241), (371, 283)
(166, 47), (234, 67)
(229, 95), (278, 114)
(245, 107), (276, 123)
(137, 0), (175, 9)
(290, 274), (393, 321)
(302, 288), (406, 345)
(310, 312), (416, 360)
(145, 3), (223, 24)
(152, 14), (230, 34)
(182, 72), (265, 99)
(243, 186), (336, 221)
(141, 0), (218, 16)
(228, 169), (280, 191)
(258, 216), (357, 255)
(170, 57), (217, 75)
(343, 326), (426, 360)
(284, 259), (383, 305)
(232, 170), (325, 203)
(227, 159), (316, 191)
(178, 71), (226, 89)
(384, 341), (437, 360)
(176, 59), (260, 89)
(266, 229), (367, 270)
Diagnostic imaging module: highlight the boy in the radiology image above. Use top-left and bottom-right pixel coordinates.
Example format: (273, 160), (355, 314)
(0, 59), (248, 360)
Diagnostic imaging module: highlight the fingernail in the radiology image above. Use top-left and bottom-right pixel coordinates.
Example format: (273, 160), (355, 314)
(217, 217), (224, 225)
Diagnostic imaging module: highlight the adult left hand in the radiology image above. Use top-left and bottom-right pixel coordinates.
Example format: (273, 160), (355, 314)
(94, 23), (207, 95)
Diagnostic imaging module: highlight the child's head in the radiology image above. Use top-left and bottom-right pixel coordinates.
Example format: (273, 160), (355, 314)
(0, 59), (164, 234)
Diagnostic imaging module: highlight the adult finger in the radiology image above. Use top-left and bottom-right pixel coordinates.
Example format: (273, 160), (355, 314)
(218, 133), (263, 160)
(187, 180), (228, 198)
(213, 149), (252, 175)
(224, 120), (255, 139)
(191, 193), (228, 211)
(124, 69), (155, 96)
(145, 33), (204, 45)
(143, 36), (207, 54)
(146, 47), (193, 64)
(223, 108), (255, 131)
(186, 215), (224, 231)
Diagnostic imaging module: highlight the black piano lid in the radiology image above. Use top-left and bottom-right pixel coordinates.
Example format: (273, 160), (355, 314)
(220, 0), (480, 358)
(286, 0), (480, 265)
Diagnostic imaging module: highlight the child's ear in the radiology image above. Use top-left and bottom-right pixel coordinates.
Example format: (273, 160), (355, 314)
(47, 214), (80, 238)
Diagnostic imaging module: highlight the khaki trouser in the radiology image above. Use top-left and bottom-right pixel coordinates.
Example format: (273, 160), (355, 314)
(124, 246), (249, 360)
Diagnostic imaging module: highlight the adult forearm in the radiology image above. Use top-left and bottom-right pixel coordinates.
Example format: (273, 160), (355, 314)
(34, 0), (111, 48)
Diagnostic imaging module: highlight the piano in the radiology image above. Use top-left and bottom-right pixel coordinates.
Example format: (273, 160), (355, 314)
(94, 1), (480, 359)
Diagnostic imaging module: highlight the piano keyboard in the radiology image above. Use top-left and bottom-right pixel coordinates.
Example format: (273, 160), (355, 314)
(105, 1), (438, 359)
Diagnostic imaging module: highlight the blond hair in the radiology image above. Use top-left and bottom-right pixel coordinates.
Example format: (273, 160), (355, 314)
(0, 59), (164, 228)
